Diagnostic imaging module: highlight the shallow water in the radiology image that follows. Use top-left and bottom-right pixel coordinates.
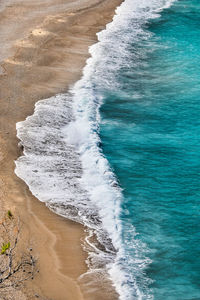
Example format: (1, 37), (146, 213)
(15, 0), (200, 299)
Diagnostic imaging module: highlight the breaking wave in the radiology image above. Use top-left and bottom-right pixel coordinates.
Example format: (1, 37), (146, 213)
(15, 0), (176, 298)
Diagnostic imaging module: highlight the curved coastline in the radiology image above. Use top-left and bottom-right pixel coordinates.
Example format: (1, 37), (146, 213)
(0, 0), (122, 299)
(13, 1), (177, 299)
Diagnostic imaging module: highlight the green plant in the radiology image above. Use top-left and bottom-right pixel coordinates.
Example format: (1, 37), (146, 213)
(1, 242), (10, 255)
(7, 210), (13, 218)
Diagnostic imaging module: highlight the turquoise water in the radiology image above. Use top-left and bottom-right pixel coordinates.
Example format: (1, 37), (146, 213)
(100, 1), (200, 299)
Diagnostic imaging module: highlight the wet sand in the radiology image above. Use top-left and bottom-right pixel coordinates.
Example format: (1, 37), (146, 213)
(0, 0), (122, 298)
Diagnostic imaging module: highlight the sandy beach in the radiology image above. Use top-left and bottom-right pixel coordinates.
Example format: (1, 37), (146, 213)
(0, 0), (122, 298)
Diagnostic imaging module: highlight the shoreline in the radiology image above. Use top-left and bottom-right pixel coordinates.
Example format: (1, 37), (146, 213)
(0, 0), (122, 298)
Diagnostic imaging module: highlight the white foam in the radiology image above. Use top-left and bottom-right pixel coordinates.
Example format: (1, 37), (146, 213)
(15, 0), (176, 299)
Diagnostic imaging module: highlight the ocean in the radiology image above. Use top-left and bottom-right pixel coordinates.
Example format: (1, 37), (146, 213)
(15, 0), (200, 299)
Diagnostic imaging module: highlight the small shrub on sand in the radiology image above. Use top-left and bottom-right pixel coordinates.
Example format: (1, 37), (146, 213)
(0, 214), (36, 288)
(1, 242), (10, 255)
(7, 210), (13, 219)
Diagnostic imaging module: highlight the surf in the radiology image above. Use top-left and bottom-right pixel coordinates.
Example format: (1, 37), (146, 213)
(15, 0), (176, 298)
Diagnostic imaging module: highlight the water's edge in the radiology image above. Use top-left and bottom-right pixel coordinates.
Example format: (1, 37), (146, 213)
(15, 0), (176, 299)
(15, 2), (127, 298)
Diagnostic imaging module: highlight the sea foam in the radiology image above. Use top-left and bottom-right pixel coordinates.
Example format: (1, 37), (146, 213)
(15, 0), (176, 298)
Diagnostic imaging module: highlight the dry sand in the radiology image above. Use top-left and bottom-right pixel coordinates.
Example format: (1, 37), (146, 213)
(0, 0), (122, 299)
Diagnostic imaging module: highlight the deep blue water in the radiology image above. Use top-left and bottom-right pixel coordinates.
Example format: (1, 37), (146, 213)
(100, 1), (200, 299)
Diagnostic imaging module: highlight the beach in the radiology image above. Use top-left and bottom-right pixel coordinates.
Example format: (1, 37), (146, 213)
(0, 0), (122, 298)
